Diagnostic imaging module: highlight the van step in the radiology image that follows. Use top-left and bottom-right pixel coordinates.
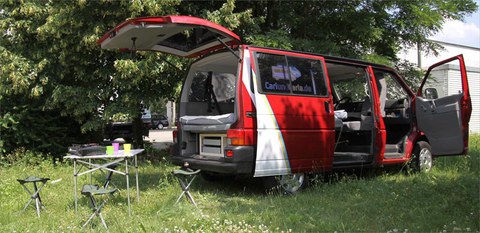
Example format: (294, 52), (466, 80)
(384, 152), (404, 159)
(385, 144), (400, 153)
(333, 152), (373, 165)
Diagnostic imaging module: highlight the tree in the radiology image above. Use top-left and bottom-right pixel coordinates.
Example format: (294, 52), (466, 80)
(0, 0), (185, 153)
(239, 0), (477, 59)
(0, 0), (476, 155)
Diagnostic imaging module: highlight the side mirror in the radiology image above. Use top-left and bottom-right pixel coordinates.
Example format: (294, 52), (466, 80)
(424, 88), (438, 99)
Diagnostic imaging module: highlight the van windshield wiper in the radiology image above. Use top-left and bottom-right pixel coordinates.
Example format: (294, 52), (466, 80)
(215, 36), (241, 63)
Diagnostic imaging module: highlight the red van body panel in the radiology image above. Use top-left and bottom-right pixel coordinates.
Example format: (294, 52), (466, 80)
(367, 66), (387, 165)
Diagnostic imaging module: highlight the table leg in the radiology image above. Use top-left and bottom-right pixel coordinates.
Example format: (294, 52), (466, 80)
(125, 157), (131, 216)
(135, 154), (139, 202)
(73, 159), (78, 214)
(88, 158), (92, 184)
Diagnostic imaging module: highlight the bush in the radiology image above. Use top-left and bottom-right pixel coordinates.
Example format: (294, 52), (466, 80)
(142, 141), (171, 163)
(0, 148), (48, 167)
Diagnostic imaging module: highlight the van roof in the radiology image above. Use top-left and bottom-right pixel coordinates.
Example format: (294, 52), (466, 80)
(247, 45), (394, 71)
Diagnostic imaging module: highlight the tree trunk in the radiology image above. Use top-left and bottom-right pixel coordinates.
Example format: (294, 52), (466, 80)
(132, 115), (144, 149)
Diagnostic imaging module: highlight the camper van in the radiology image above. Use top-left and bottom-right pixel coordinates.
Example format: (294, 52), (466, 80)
(99, 16), (472, 193)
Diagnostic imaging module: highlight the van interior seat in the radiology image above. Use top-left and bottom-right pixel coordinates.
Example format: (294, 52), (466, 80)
(334, 110), (347, 129)
(341, 97), (372, 131)
(340, 75), (387, 131)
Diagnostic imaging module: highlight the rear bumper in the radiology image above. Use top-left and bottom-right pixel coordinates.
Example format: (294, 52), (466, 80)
(171, 144), (255, 175)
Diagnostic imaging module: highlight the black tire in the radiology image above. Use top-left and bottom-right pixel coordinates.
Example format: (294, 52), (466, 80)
(411, 141), (434, 172)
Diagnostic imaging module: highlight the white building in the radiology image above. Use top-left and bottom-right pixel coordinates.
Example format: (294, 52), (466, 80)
(399, 40), (480, 133)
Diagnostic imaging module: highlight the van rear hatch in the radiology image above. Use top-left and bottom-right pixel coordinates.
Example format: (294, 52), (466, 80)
(98, 16), (241, 58)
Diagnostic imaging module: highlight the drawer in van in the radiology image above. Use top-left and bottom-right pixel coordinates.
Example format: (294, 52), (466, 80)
(199, 134), (227, 157)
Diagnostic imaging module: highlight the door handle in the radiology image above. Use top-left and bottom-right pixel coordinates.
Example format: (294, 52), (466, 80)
(430, 101), (436, 112)
(324, 101), (330, 113)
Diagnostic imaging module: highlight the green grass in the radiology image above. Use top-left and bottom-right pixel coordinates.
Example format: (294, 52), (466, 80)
(1, 136), (479, 232)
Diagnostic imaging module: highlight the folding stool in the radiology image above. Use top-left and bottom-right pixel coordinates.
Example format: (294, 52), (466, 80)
(17, 176), (50, 217)
(81, 184), (117, 229)
(172, 168), (201, 207)
(103, 163), (119, 189)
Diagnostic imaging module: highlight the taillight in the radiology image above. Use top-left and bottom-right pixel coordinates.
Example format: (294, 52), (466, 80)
(173, 120), (180, 144)
(227, 129), (247, 146)
(172, 130), (178, 144)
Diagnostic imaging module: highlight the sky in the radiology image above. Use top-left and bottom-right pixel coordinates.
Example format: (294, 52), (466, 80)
(430, 0), (480, 48)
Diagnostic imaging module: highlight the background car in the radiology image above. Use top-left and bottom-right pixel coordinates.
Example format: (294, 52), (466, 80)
(141, 109), (153, 130)
(152, 114), (169, 129)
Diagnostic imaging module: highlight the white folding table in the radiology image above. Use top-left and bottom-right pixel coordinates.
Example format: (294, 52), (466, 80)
(64, 149), (144, 216)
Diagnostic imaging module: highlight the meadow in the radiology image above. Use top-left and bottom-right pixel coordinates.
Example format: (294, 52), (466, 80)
(0, 136), (478, 232)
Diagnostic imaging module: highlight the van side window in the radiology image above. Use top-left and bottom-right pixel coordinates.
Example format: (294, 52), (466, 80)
(256, 53), (327, 96)
(257, 53), (291, 94)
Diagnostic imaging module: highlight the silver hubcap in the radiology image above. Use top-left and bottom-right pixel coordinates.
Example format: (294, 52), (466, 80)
(419, 148), (433, 172)
(279, 173), (305, 193)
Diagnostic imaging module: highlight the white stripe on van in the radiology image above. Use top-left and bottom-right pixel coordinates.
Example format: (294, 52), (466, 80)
(251, 71), (291, 177)
(241, 49), (255, 105)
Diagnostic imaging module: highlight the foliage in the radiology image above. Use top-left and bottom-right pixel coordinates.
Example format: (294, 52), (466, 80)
(142, 141), (171, 163)
(149, 97), (169, 115)
(0, 135), (478, 232)
(395, 59), (426, 91)
(0, 0), (477, 155)
(0, 0), (185, 153)
(237, 0), (477, 58)
(0, 147), (48, 167)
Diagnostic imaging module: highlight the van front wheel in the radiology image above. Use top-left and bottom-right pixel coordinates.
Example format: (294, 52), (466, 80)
(412, 141), (434, 172)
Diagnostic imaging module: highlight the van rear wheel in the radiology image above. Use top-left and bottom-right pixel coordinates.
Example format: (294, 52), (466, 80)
(263, 173), (307, 194)
(278, 173), (306, 194)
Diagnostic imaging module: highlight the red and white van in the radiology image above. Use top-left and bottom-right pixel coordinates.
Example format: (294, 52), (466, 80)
(99, 16), (472, 193)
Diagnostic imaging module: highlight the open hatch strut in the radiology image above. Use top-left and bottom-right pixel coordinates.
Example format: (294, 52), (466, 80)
(215, 36), (241, 63)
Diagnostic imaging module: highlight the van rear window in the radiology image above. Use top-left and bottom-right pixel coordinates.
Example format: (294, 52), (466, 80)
(188, 72), (236, 103)
(256, 53), (328, 96)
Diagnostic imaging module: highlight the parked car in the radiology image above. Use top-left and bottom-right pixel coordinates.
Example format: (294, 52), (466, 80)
(99, 16), (471, 194)
(141, 110), (153, 130)
(104, 120), (150, 142)
(152, 114), (169, 129)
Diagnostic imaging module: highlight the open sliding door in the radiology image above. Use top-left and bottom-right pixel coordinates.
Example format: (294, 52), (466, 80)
(250, 47), (334, 177)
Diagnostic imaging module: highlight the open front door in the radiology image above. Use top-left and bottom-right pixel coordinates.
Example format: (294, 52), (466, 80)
(416, 55), (471, 156)
(98, 16), (241, 58)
